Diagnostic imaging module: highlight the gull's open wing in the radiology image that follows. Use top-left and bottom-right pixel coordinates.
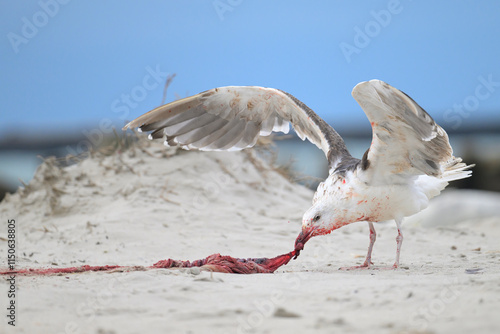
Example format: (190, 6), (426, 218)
(123, 86), (353, 170)
(352, 80), (470, 184)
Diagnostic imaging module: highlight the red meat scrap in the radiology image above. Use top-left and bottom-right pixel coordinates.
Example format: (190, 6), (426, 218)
(0, 251), (299, 276)
(152, 251), (297, 274)
(0, 231), (309, 276)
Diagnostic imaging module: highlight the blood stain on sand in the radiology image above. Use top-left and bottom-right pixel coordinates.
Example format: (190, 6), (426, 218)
(0, 232), (310, 276)
(0, 249), (303, 276)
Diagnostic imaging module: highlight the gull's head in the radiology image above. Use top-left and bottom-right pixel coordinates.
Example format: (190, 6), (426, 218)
(294, 204), (336, 256)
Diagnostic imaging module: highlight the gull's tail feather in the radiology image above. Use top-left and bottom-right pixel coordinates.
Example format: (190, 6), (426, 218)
(416, 158), (473, 201)
(440, 157), (474, 182)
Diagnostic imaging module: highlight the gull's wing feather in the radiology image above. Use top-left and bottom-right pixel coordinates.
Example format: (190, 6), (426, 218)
(123, 86), (352, 170)
(352, 80), (472, 184)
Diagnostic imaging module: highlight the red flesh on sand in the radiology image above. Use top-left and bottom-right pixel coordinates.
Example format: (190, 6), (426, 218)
(1, 265), (127, 276)
(152, 251), (298, 274)
(0, 232), (310, 276)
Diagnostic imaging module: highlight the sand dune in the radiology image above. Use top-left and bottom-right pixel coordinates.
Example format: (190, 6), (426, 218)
(1, 138), (499, 333)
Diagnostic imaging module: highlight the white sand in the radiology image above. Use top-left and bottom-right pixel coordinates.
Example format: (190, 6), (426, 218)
(1, 139), (499, 334)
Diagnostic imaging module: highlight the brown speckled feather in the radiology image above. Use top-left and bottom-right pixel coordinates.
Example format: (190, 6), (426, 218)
(123, 86), (354, 171)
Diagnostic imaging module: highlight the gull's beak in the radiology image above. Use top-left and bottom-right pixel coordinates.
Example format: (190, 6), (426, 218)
(293, 226), (316, 259)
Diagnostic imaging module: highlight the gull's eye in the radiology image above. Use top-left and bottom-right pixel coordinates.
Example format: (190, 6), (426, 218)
(313, 215), (321, 222)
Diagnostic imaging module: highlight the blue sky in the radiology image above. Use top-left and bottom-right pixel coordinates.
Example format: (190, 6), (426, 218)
(1, 0), (500, 139)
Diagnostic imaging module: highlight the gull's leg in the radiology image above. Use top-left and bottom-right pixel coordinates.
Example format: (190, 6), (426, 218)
(364, 221), (376, 267)
(340, 221), (376, 270)
(372, 218), (405, 270)
(393, 218), (403, 269)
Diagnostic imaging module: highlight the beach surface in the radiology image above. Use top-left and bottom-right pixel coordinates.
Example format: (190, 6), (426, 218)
(1, 139), (499, 334)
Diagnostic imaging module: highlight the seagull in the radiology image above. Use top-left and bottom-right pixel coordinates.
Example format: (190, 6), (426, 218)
(123, 80), (473, 269)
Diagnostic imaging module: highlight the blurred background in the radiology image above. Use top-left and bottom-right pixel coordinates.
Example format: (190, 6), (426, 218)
(1, 0), (500, 201)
